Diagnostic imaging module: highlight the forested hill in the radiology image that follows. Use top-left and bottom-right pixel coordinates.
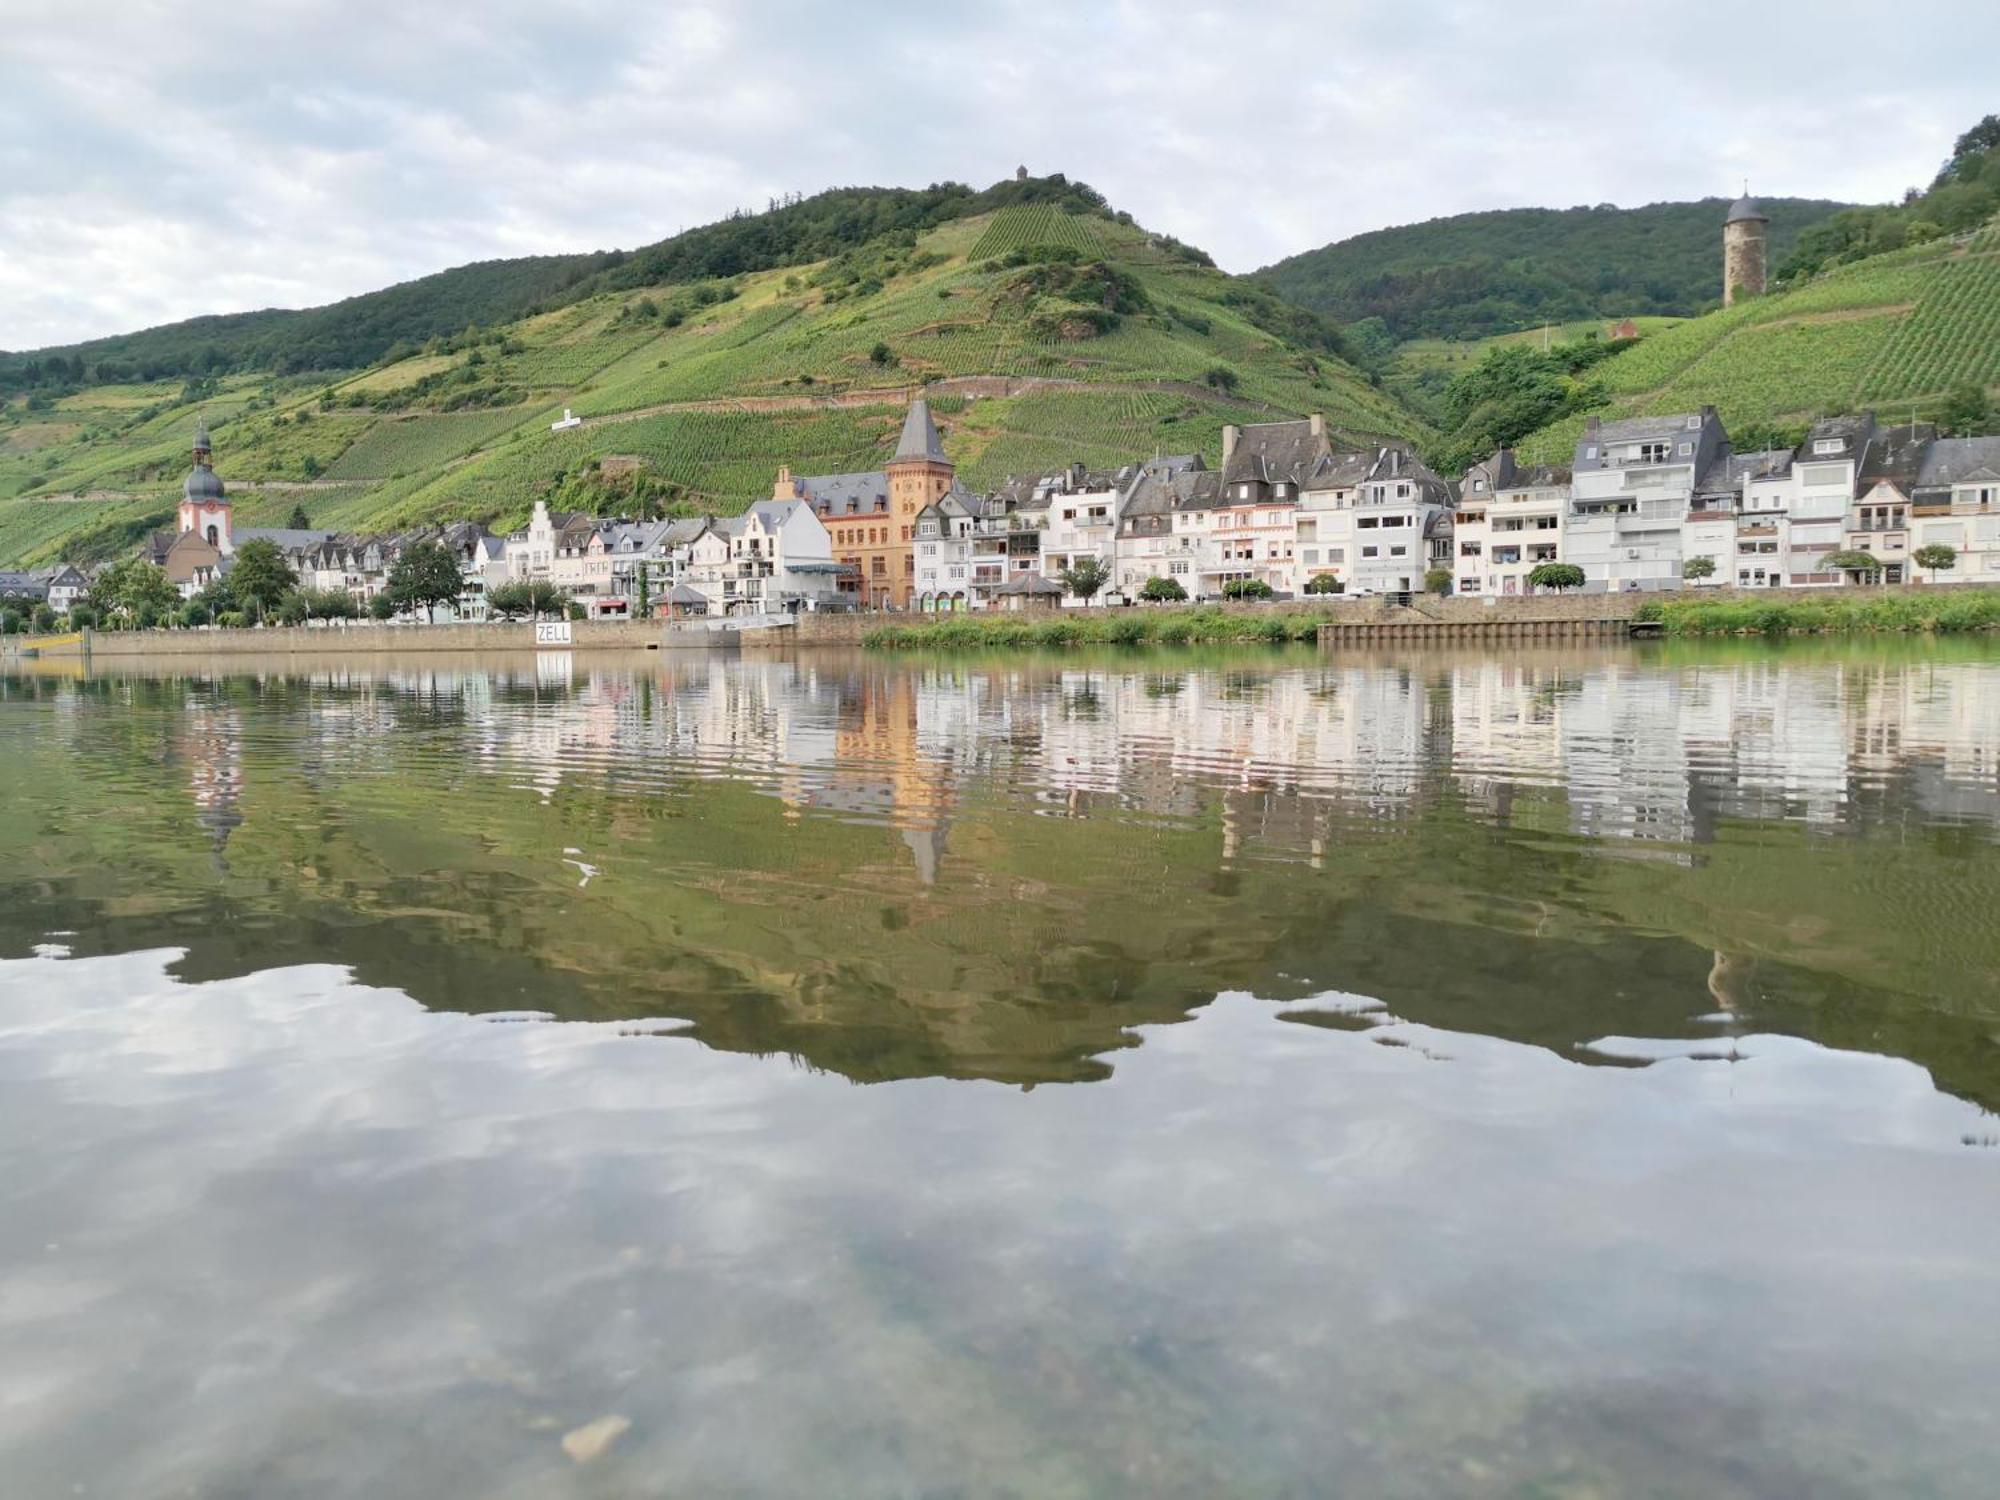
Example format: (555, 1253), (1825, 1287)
(0, 177), (1119, 385)
(1258, 198), (1851, 342)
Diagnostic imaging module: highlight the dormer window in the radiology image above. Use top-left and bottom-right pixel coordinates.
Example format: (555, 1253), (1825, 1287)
(1686, 417), (1700, 430)
(1679, 443), (1692, 455)
(1814, 439), (1843, 456)
(1585, 446), (1598, 459)
(1639, 442), (1669, 464)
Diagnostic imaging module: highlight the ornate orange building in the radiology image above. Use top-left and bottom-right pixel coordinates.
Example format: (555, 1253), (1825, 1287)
(773, 399), (955, 609)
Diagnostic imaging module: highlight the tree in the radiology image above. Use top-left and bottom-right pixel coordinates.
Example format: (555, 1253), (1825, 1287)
(1423, 567), (1454, 596)
(1527, 562), (1586, 592)
(386, 541), (463, 619)
(30, 604), (57, 633)
(1939, 382), (1993, 437)
(1303, 574), (1342, 595)
(1058, 555), (1111, 603)
(1221, 578), (1274, 600)
(486, 578), (565, 620)
(369, 592), (398, 620)
(87, 558), (179, 624)
(287, 503), (312, 529)
(1913, 543), (1958, 582)
(229, 539), (298, 617)
(1827, 550), (1884, 582)
(1138, 575), (1186, 603)
(869, 341), (894, 366)
(276, 592), (310, 626)
(1682, 556), (1716, 582)
(635, 561), (652, 620)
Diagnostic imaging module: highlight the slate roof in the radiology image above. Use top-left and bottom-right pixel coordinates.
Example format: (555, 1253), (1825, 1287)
(1221, 419), (1337, 489)
(235, 528), (339, 553)
(795, 470), (890, 515)
(1575, 410), (1724, 473)
(1915, 436), (2000, 489)
(1858, 422), (1938, 492)
(892, 400), (950, 465)
(1725, 196), (1768, 225)
(1696, 448), (1794, 497)
(0, 570), (48, 600)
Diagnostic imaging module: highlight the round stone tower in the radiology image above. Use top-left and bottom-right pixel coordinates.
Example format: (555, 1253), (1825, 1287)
(1723, 195), (1768, 306)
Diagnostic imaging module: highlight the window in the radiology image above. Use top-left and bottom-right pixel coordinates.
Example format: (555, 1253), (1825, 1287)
(1459, 577), (1480, 593)
(1168, 560), (1189, 576)
(1358, 517), (1378, 529)
(1460, 541), (1482, 556)
(1814, 439), (1843, 456)
(1388, 545), (1407, 557)
(1678, 442), (1692, 456)
(1639, 442), (1669, 463)
(1361, 545), (1379, 559)
(1473, 480), (1486, 492)
(1326, 548), (1344, 563)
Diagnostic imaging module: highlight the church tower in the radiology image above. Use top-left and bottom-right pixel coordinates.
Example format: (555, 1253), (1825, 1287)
(885, 399), (955, 606)
(1723, 194), (1769, 306)
(178, 418), (233, 553)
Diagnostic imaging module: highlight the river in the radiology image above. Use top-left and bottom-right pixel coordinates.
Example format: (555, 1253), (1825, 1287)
(2, 641), (1997, 1496)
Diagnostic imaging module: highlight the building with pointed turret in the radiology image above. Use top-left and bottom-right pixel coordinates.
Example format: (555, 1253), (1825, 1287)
(775, 397), (955, 608)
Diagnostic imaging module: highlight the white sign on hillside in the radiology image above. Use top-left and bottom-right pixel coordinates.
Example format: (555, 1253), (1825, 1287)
(534, 621), (573, 645)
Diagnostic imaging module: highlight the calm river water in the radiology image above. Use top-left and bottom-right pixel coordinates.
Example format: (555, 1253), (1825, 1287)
(3, 641), (1998, 1497)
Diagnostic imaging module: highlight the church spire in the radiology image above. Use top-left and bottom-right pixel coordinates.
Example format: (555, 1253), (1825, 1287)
(891, 398), (950, 467)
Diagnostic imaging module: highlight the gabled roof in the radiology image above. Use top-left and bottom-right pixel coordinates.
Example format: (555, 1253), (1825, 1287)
(1859, 422), (1938, 491)
(1916, 436), (2000, 490)
(891, 399), (950, 465)
(1221, 419), (1338, 490)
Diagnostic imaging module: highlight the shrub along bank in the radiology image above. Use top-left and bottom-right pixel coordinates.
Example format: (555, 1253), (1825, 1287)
(863, 607), (1330, 650)
(1644, 589), (2000, 636)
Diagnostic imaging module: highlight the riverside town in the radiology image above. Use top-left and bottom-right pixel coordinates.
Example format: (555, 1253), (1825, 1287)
(7, 20), (2000, 1496)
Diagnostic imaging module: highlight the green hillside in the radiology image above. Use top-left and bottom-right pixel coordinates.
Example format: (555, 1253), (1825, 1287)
(0, 205), (1418, 566)
(1513, 219), (2000, 462)
(1259, 198), (1852, 341)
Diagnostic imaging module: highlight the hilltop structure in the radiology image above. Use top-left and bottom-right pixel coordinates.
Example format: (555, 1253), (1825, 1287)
(1723, 195), (1769, 305)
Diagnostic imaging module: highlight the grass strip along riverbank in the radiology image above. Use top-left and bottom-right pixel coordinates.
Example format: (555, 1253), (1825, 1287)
(1643, 589), (2000, 636)
(863, 607), (1331, 650)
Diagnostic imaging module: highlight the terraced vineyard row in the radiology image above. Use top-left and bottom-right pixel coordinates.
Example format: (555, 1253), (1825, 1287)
(967, 204), (1104, 261)
(1859, 229), (2000, 399)
(324, 409), (536, 480)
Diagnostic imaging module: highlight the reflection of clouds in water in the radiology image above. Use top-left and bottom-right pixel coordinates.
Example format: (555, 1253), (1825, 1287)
(2, 950), (1996, 1497)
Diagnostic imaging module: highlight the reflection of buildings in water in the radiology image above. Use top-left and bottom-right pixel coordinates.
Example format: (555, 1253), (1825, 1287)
(172, 699), (244, 855)
(168, 649), (2000, 875)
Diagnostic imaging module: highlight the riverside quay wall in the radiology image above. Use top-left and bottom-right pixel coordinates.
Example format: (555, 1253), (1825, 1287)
(11, 618), (668, 659)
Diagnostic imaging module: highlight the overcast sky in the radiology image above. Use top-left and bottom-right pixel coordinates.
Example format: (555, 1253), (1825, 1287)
(4, 0), (1995, 351)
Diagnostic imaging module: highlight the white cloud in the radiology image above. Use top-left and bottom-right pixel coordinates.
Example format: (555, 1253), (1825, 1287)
(2, 0), (1995, 347)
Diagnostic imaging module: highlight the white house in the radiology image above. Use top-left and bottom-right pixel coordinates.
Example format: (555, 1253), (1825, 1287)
(1568, 409), (1728, 591)
(683, 499), (850, 613)
(1454, 450), (1569, 596)
(1350, 445), (1453, 595)
(1910, 435), (2000, 583)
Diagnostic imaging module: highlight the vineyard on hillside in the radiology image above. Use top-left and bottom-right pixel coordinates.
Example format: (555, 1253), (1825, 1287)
(1516, 218), (2000, 462)
(968, 204), (1105, 261)
(1860, 226), (2000, 399)
(0, 204), (1420, 563)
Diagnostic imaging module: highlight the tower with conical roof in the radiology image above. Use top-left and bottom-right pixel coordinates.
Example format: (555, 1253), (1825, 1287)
(1723, 193), (1769, 306)
(885, 399), (955, 606)
(178, 417), (234, 553)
